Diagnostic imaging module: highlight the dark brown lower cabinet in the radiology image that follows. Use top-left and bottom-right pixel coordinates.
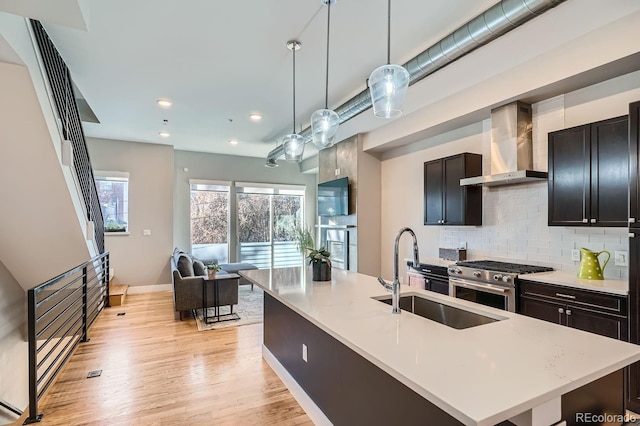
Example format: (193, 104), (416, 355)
(519, 280), (628, 341)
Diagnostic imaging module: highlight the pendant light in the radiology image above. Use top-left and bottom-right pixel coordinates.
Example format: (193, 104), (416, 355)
(369, 0), (410, 119)
(283, 40), (306, 162)
(310, 0), (339, 150)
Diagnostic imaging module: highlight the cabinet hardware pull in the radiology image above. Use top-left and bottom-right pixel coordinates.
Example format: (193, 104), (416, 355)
(630, 218), (636, 224)
(558, 307), (564, 314)
(566, 309), (572, 316)
(555, 293), (576, 299)
(582, 218), (588, 223)
(590, 218), (596, 223)
(631, 233), (636, 238)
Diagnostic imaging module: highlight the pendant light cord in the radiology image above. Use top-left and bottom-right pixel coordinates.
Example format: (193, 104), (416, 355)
(292, 44), (296, 133)
(324, 2), (331, 109)
(387, 0), (391, 65)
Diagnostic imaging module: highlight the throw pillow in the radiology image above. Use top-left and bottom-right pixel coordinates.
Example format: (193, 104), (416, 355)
(192, 259), (206, 276)
(176, 254), (194, 278)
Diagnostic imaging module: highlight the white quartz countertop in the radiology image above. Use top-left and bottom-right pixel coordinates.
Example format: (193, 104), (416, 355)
(521, 270), (629, 295)
(241, 267), (640, 426)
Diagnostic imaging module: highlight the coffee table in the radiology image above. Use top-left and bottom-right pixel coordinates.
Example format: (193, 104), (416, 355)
(202, 273), (240, 324)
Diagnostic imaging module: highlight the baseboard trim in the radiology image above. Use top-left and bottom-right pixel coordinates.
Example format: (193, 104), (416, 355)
(126, 284), (172, 294)
(262, 345), (332, 426)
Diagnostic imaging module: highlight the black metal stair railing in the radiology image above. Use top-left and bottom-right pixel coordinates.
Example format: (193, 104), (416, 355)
(29, 20), (105, 253)
(24, 252), (110, 424)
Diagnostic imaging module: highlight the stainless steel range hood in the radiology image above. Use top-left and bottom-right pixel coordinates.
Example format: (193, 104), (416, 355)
(460, 101), (548, 187)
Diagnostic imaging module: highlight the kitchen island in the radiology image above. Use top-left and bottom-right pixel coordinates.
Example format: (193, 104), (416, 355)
(241, 267), (640, 426)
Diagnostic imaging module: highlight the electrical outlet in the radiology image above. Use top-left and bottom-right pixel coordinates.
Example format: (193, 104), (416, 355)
(459, 241), (467, 249)
(571, 249), (581, 262)
(143, 229), (151, 236)
(615, 251), (628, 266)
(302, 344), (308, 363)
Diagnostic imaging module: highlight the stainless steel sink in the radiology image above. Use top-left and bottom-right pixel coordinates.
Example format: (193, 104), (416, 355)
(373, 293), (505, 329)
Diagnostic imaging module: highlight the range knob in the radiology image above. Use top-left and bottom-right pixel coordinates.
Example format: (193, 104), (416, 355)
(447, 267), (456, 275)
(493, 274), (503, 281)
(502, 276), (512, 283)
(473, 271), (482, 278)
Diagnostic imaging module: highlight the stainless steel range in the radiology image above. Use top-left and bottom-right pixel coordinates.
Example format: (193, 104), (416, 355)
(447, 260), (553, 312)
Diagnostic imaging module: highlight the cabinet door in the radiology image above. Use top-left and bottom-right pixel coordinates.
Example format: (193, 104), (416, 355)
(629, 102), (640, 228)
(565, 306), (627, 341)
(590, 116), (629, 227)
(424, 160), (443, 225)
(443, 155), (464, 225)
(548, 125), (590, 226)
(519, 296), (564, 325)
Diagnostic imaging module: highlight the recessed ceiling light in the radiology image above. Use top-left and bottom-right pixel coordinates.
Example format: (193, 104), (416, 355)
(249, 113), (262, 121)
(159, 131), (170, 138)
(228, 139), (239, 145)
(156, 99), (172, 108)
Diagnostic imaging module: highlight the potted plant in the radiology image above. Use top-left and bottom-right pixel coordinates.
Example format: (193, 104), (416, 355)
(295, 227), (331, 281)
(205, 264), (222, 279)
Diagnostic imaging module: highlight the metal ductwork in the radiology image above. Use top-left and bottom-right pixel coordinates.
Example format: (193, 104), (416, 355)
(266, 0), (567, 165)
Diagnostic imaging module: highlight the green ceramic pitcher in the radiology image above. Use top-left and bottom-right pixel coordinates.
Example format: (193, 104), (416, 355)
(577, 248), (610, 280)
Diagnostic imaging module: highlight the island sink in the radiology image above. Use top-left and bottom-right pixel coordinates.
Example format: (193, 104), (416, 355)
(373, 293), (505, 329)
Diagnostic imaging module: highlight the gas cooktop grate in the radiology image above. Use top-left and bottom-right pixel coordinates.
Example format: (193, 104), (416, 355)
(455, 260), (553, 274)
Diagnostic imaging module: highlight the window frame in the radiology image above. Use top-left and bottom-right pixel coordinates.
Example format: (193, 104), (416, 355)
(95, 171), (130, 235)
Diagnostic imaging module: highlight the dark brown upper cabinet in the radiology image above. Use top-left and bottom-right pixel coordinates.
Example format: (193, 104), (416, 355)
(548, 115), (629, 227)
(424, 153), (482, 226)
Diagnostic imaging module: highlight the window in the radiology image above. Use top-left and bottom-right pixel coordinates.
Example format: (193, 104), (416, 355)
(95, 172), (129, 233)
(190, 181), (230, 264)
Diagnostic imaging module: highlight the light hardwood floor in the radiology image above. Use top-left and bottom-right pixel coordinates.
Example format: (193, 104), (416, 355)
(16, 291), (311, 426)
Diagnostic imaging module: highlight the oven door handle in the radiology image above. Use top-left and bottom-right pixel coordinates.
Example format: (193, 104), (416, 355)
(450, 278), (510, 296)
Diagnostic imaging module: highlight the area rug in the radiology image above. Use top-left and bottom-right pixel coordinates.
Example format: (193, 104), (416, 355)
(195, 285), (264, 331)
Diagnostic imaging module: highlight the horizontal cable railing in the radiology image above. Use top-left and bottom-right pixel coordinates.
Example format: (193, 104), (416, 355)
(239, 241), (302, 269)
(24, 252), (110, 424)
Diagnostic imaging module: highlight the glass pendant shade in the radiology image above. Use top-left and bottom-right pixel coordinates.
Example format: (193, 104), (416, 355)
(369, 64), (410, 118)
(311, 109), (339, 149)
(282, 133), (306, 162)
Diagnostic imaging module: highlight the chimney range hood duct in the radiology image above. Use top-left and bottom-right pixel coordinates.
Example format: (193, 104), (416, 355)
(460, 101), (548, 187)
(266, 0), (567, 164)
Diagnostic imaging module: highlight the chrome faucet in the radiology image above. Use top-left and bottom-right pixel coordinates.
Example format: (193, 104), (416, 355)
(378, 227), (420, 314)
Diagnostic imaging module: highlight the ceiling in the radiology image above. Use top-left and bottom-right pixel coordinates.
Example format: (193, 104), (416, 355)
(37, 0), (498, 159)
(2, 0), (639, 162)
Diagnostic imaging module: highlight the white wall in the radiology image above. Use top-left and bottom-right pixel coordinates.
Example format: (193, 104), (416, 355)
(380, 127), (483, 280)
(87, 138), (174, 287)
(0, 13), (93, 291)
(174, 150), (317, 261)
(0, 262), (28, 422)
(380, 71), (640, 280)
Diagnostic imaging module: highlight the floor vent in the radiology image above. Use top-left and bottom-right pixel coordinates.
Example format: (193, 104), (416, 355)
(117, 312), (126, 316)
(87, 370), (102, 379)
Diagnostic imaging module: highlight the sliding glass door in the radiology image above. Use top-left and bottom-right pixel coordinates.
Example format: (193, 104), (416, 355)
(237, 185), (304, 269)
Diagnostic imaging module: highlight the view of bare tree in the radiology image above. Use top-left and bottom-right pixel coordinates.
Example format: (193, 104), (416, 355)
(190, 190), (228, 244)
